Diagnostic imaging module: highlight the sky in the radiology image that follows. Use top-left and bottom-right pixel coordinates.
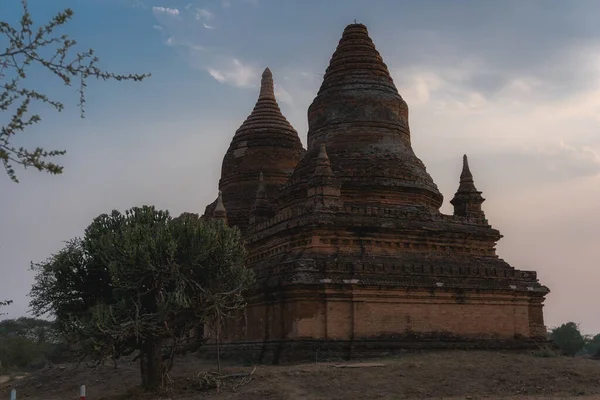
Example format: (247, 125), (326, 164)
(1, 0), (599, 334)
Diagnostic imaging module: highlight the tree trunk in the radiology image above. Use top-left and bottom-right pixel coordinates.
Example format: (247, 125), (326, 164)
(140, 337), (163, 391)
(216, 321), (221, 374)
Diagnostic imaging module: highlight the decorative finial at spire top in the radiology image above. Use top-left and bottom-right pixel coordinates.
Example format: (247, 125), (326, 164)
(460, 154), (474, 182)
(259, 67), (275, 99)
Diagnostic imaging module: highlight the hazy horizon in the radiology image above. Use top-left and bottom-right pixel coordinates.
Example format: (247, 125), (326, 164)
(1, 0), (598, 334)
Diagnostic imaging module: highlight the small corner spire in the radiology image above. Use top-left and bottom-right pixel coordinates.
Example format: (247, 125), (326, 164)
(450, 154), (485, 220)
(251, 172), (274, 222)
(314, 144), (333, 177)
(318, 143), (329, 161)
(307, 144), (341, 207)
(213, 190), (228, 222)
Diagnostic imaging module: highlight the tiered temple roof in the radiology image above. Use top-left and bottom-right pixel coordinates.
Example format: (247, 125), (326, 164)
(203, 68), (305, 232)
(278, 23), (443, 212)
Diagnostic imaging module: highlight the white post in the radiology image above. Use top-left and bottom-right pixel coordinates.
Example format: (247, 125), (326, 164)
(79, 385), (86, 400)
(10, 389), (16, 400)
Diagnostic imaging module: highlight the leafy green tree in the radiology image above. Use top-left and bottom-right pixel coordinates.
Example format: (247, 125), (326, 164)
(0, 336), (45, 370)
(0, 317), (59, 344)
(30, 206), (253, 391)
(551, 322), (586, 356)
(582, 334), (600, 357)
(1, 0), (149, 182)
(0, 317), (68, 370)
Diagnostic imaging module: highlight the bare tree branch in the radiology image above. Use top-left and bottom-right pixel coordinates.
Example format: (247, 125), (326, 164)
(1, 0), (150, 182)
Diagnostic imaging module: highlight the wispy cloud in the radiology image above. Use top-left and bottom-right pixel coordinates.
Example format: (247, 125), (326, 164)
(131, 0), (149, 9)
(217, 0), (257, 8)
(195, 8), (214, 21)
(274, 84), (293, 105)
(193, 9), (216, 29)
(151, 2), (261, 87)
(163, 36), (205, 51)
(207, 59), (260, 88)
(152, 6), (180, 16)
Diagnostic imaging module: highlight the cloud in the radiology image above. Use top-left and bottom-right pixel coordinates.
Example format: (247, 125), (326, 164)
(153, 24), (163, 31)
(194, 8), (216, 29)
(195, 8), (214, 21)
(163, 35), (205, 51)
(207, 59), (260, 88)
(131, 0), (149, 9)
(553, 140), (600, 177)
(274, 84), (293, 105)
(217, 0), (258, 7)
(152, 6), (180, 16)
(151, 3), (264, 88)
(477, 142), (600, 189)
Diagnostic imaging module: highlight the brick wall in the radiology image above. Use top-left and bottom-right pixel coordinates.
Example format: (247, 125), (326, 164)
(219, 287), (543, 343)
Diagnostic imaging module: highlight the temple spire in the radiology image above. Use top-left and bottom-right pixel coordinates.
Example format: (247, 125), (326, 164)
(231, 66), (299, 140)
(460, 154), (475, 186)
(301, 22), (443, 211)
(215, 66), (305, 232)
(213, 190), (228, 223)
(450, 154), (485, 220)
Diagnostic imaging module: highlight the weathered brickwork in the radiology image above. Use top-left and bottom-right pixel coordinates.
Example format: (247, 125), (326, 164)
(202, 23), (550, 361)
(220, 288), (541, 341)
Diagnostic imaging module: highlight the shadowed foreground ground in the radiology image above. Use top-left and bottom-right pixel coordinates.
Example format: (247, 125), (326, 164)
(1, 351), (600, 399)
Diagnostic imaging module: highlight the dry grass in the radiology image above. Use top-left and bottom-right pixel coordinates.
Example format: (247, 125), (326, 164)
(1, 351), (600, 399)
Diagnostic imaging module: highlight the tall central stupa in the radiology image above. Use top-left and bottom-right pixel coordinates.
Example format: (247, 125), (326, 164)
(202, 23), (549, 362)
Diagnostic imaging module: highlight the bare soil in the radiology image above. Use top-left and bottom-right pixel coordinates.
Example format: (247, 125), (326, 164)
(1, 351), (600, 399)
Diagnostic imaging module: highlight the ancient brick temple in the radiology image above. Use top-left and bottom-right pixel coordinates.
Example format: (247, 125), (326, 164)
(203, 23), (549, 361)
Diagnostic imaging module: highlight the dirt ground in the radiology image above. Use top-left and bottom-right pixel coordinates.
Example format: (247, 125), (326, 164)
(1, 351), (600, 399)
